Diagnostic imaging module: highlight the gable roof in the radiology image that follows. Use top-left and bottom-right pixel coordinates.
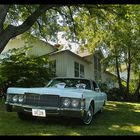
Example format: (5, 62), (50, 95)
(49, 49), (91, 64)
(77, 47), (104, 59)
(2, 34), (57, 54)
(25, 35), (58, 51)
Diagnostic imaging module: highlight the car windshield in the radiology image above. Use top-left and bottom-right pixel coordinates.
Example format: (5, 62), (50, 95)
(47, 78), (91, 90)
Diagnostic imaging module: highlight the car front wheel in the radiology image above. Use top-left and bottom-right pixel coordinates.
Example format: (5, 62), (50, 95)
(82, 104), (94, 125)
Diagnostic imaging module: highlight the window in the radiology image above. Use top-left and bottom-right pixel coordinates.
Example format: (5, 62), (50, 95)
(94, 56), (101, 82)
(74, 62), (79, 77)
(94, 56), (98, 70)
(92, 81), (98, 91)
(74, 62), (85, 78)
(80, 64), (84, 78)
(47, 78), (91, 90)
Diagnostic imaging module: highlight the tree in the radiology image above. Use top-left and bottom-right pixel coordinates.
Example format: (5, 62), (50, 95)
(0, 47), (55, 88)
(100, 5), (140, 98)
(73, 5), (127, 92)
(75, 5), (140, 99)
(0, 4), (60, 53)
(0, 4), (124, 54)
(1, 4), (139, 99)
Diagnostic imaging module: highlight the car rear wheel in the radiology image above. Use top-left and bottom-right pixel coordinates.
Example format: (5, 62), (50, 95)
(17, 112), (37, 120)
(82, 104), (93, 125)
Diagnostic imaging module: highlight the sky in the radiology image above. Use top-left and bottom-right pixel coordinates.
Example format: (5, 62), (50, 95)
(48, 32), (79, 53)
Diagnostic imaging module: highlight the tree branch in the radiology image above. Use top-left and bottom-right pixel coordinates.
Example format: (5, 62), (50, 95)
(36, 19), (48, 42)
(8, 5), (59, 38)
(68, 6), (77, 40)
(52, 7), (70, 21)
(0, 4), (60, 53)
(0, 5), (10, 33)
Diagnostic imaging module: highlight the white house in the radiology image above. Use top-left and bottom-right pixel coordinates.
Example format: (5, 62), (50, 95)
(48, 49), (101, 81)
(2, 34), (57, 57)
(1, 34), (117, 87)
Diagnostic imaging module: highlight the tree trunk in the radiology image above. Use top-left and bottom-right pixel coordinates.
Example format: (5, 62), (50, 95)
(135, 81), (140, 95)
(115, 55), (123, 92)
(126, 46), (131, 96)
(0, 5), (10, 33)
(134, 74), (140, 98)
(0, 27), (13, 53)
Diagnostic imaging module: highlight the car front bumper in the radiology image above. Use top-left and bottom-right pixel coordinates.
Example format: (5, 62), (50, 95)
(5, 103), (85, 118)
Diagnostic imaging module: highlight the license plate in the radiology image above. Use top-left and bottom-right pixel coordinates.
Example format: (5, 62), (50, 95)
(32, 109), (46, 117)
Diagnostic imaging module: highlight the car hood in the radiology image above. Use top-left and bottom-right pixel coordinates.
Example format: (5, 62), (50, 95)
(7, 87), (85, 98)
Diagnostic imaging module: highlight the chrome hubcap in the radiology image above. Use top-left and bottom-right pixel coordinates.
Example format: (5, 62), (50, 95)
(83, 106), (93, 124)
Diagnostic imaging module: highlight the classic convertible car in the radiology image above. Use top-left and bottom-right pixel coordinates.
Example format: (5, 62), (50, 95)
(5, 77), (107, 125)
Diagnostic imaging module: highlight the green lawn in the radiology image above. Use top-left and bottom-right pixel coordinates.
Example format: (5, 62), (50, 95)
(0, 100), (140, 136)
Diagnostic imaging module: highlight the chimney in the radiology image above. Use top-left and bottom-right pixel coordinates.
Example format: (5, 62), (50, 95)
(54, 44), (61, 50)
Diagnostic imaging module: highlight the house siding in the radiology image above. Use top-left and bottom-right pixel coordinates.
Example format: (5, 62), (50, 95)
(3, 37), (25, 53)
(102, 72), (119, 88)
(49, 52), (67, 77)
(3, 35), (54, 56)
(83, 55), (95, 80)
(65, 52), (90, 78)
(50, 51), (93, 80)
(3, 35), (118, 87)
(84, 54), (106, 83)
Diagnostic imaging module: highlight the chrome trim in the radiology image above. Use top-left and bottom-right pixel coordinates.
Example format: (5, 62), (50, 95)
(24, 109), (32, 112)
(60, 108), (83, 111)
(7, 103), (83, 111)
(8, 103), (59, 110)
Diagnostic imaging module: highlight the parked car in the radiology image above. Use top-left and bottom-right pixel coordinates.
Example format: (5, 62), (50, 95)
(5, 77), (107, 125)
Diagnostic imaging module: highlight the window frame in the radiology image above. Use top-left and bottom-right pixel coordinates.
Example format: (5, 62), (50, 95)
(74, 61), (85, 78)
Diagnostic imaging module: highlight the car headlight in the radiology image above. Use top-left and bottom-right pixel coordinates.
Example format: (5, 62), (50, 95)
(12, 95), (18, 102)
(63, 98), (71, 107)
(71, 99), (79, 108)
(18, 95), (24, 103)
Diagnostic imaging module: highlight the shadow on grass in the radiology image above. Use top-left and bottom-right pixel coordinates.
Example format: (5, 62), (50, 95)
(98, 101), (140, 135)
(0, 100), (140, 135)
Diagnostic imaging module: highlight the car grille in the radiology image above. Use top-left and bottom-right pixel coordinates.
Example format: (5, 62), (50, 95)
(23, 93), (60, 107)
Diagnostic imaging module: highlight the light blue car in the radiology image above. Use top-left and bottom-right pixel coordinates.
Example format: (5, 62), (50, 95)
(5, 77), (107, 125)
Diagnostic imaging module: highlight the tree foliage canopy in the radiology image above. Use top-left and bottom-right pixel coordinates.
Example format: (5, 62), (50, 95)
(0, 4), (128, 52)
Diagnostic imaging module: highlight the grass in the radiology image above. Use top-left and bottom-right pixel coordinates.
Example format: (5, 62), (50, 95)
(0, 100), (140, 136)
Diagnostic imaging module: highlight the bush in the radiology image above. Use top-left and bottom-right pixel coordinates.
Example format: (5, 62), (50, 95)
(106, 87), (139, 101)
(99, 83), (109, 93)
(0, 47), (55, 89)
(107, 87), (125, 101)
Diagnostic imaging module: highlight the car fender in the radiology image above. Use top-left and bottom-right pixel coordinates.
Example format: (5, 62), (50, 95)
(84, 98), (96, 114)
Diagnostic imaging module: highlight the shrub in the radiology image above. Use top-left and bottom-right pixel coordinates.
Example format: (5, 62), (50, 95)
(0, 47), (55, 89)
(107, 87), (125, 101)
(99, 83), (109, 93)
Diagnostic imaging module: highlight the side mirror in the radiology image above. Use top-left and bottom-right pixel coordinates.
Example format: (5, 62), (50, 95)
(95, 88), (100, 92)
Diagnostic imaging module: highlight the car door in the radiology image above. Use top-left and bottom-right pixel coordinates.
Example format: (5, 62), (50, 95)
(92, 81), (104, 111)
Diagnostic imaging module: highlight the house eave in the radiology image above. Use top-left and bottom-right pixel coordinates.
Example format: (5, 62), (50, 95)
(49, 49), (92, 64)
